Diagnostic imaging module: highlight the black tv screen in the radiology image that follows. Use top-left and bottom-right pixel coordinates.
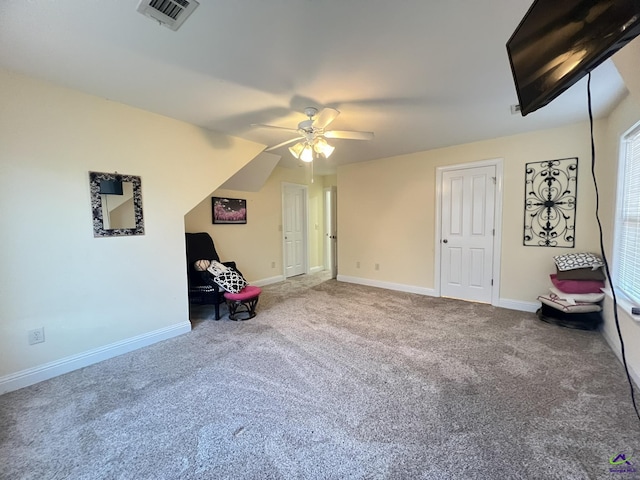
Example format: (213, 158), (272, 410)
(507, 0), (640, 116)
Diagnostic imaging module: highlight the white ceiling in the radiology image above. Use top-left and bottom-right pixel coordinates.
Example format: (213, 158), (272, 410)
(0, 0), (628, 175)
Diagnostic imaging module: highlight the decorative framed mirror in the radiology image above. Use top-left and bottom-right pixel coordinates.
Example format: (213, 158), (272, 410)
(89, 171), (145, 237)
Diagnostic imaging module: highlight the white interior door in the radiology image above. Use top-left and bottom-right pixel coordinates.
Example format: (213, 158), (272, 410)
(440, 165), (495, 303)
(324, 186), (337, 278)
(283, 184), (307, 278)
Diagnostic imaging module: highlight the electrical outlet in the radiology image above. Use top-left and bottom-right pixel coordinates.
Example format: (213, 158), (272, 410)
(28, 327), (45, 345)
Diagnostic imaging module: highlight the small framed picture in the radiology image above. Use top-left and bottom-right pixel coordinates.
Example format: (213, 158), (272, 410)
(212, 197), (247, 224)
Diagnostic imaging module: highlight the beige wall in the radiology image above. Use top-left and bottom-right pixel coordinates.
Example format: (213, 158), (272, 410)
(599, 94), (640, 381)
(184, 167), (327, 283)
(337, 93), (640, 382)
(338, 121), (604, 303)
(3, 66), (639, 392)
(0, 70), (264, 387)
(323, 175), (337, 187)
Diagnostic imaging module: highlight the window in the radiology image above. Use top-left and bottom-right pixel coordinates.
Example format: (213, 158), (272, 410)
(614, 122), (640, 304)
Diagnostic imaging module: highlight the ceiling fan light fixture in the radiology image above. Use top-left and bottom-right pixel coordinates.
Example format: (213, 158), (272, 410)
(314, 138), (335, 158)
(300, 144), (314, 163)
(288, 142), (305, 159)
(259, 107), (373, 159)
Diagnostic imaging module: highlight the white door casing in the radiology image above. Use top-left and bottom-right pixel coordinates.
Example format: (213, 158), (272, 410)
(324, 186), (337, 278)
(283, 183), (307, 278)
(438, 162), (499, 304)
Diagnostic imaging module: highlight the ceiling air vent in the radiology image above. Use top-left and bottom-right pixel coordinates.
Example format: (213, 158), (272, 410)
(137, 0), (200, 31)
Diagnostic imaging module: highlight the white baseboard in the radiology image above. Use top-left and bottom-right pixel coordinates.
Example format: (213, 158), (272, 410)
(252, 270), (326, 288)
(337, 275), (540, 314)
(600, 324), (640, 389)
(495, 298), (539, 313)
(337, 275), (438, 297)
(0, 321), (192, 395)
(252, 275), (285, 287)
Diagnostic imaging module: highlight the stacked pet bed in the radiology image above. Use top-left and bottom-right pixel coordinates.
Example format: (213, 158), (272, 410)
(537, 252), (606, 330)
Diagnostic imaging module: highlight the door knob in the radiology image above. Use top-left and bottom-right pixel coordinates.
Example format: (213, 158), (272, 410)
(442, 239), (448, 243)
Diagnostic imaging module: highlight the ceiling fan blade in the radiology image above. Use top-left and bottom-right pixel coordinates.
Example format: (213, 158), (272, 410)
(251, 123), (300, 133)
(264, 136), (305, 152)
(313, 108), (340, 129)
(324, 130), (374, 140)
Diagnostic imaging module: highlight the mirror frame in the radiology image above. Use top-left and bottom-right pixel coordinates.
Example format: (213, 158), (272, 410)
(89, 171), (145, 237)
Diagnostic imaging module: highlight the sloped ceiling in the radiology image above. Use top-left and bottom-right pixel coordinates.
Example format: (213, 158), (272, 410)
(0, 1), (631, 175)
(219, 152), (281, 192)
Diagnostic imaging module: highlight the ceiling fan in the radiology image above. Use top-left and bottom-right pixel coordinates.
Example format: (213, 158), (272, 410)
(252, 107), (374, 163)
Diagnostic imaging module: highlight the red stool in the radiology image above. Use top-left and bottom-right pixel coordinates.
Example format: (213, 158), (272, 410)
(223, 285), (262, 321)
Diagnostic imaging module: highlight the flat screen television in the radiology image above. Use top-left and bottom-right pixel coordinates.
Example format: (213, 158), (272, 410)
(507, 0), (640, 116)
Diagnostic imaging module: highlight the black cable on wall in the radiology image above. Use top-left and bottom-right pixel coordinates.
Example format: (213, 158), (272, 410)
(586, 72), (640, 423)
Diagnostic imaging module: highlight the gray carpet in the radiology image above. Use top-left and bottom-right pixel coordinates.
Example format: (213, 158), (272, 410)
(1, 273), (639, 479)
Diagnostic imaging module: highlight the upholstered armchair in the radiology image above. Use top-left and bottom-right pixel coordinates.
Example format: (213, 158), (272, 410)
(185, 232), (241, 320)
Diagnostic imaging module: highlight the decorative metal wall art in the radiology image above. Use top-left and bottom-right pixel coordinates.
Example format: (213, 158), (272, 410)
(523, 157), (578, 247)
